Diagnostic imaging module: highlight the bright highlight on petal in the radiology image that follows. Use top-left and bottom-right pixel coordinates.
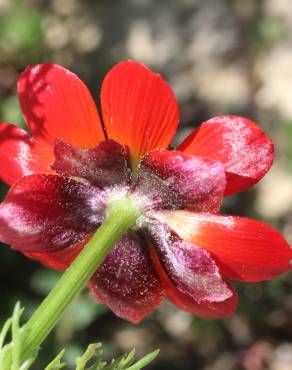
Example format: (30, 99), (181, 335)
(178, 116), (274, 195)
(143, 219), (232, 304)
(18, 64), (105, 148)
(136, 149), (226, 212)
(0, 174), (106, 252)
(159, 238), (232, 303)
(101, 61), (179, 167)
(0, 123), (54, 185)
(150, 248), (238, 318)
(154, 211), (292, 282)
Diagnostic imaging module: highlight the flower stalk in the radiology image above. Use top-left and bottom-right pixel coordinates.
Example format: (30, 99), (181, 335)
(2, 195), (142, 368)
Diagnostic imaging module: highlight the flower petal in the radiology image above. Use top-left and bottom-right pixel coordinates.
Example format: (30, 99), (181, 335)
(143, 218), (232, 303)
(89, 231), (164, 323)
(178, 116), (274, 195)
(52, 139), (131, 187)
(24, 237), (87, 269)
(0, 123), (54, 185)
(18, 64), (104, 148)
(154, 211), (292, 282)
(135, 149), (226, 212)
(101, 61), (179, 166)
(0, 174), (106, 252)
(150, 247), (238, 318)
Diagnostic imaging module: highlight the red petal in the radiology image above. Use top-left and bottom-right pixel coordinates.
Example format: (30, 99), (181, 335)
(0, 123), (54, 185)
(0, 174), (106, 252)
(154, 211), (292, 282)
(89, 231), (164, 323)
(178, 116), (274, 195)
(135, 149), (225, 212)
(101, 61), (179, 166)
(53, 139), (131, 187)
(24, 236), (88, 269)
(150, 248), (238, 318)
(18, 64), (104, 148)
(143, 218), (232, 303)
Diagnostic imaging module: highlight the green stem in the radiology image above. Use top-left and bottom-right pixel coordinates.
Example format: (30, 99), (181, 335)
(15, 195), (141, 365)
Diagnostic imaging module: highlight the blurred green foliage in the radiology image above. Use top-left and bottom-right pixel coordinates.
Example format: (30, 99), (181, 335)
(0, 303), (158, 370)
(0, 95), (23, 125)
(0, 0), (44, 65)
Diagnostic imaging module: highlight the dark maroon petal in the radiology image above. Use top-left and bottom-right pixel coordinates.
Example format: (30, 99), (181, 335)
(142, 217), (232, 304)
(135, 149), (226, 212)
(0, 174), (106, 252)
(150, 248), (238, 318)
(89, 231), (164, 323)
(52, 139), (131, 188)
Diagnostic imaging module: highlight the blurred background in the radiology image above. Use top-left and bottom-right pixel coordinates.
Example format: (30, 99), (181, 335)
(1, 0), (292, 369)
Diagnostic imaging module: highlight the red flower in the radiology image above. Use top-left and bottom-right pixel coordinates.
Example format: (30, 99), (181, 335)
(0, 61), (291, 323)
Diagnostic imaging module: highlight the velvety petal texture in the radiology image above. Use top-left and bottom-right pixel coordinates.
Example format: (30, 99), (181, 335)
(0, 174), (106, 252)
(143, 218), (232, 303)
(18, 64), (105, 148)
(154, 211), (292, 282)
(135, 150), (226, 212)
(101, 61), (179, 165)
(89, 231), (164, 323)
(150, 248), (238, 318)
(0, 123), (54, 185)
(53, 139), (131, 187)
(178, 116), (274, 195)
